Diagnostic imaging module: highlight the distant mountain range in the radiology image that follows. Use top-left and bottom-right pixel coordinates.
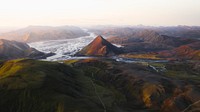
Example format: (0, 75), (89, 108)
(1, 25), (199, 60)
(154, 26), (200, 39)
(89, 27), (199, 53)
(78, 27), (200, 60)
(0, 26), (89, 42)
(107, 30), (184, 46)
(76, 35), (122, 56)
(0, 39), (52, 59)
(89, 25), (200, 39)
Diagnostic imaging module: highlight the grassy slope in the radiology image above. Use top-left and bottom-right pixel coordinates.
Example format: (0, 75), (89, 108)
(163, 62), (200, 83)
(120, 54), (162, 60)
(0, 58), (200, 112)
(66, 59), (200, 112)
(0, 59), (124, 112)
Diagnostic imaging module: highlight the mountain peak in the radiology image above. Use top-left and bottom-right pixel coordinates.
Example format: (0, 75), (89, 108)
(76, 35), (122, 56)
(92, 35), (108, 44)
(96, 35), (104, 39)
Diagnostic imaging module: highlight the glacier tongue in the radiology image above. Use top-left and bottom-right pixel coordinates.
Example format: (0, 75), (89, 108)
(28, 32), (96, 61)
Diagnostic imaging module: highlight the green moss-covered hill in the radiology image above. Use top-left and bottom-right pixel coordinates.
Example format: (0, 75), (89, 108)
(66, 59), (200, 112)
(0, 58), (200, 112)
(0, 59), (125, 112)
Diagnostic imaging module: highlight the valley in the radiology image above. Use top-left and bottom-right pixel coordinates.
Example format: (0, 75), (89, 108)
(0, 26), (200, 112)
(1, 0), (200, 111)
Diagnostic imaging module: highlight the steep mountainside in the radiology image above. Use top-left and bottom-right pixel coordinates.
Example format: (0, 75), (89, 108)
(0, 39), (48, 59)
(0, 26), (89, 42)
(76, 35), (122, 56)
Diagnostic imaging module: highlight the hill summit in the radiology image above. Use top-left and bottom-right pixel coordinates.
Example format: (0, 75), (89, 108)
(76, 35), (122, 56)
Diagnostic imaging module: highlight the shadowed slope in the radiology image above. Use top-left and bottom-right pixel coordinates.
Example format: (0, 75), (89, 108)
(0, 39), (47, 59)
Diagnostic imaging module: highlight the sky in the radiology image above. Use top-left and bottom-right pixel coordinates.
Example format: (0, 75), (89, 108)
(0, 0), (200, 27)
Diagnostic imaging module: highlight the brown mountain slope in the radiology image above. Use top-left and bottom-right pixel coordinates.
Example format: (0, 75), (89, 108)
(107, 30), (187, 46)
(90, 27), (199, 53)
(76, 35), (123, 56)
(0, 39), (48, 59)
(158, 45), (200, 60)
(106, 30), (192, 53)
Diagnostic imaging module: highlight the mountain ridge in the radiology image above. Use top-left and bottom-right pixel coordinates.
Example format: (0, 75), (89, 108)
(0, 26), (89, 42)
(0, 39), (51, 59)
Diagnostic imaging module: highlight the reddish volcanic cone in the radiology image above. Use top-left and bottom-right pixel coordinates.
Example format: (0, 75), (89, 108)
(76, 35), (122, 56)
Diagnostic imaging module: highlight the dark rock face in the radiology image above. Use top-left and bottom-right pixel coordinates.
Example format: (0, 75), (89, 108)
(0, 39), (48, 59)
(76, 35), (123, 56)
